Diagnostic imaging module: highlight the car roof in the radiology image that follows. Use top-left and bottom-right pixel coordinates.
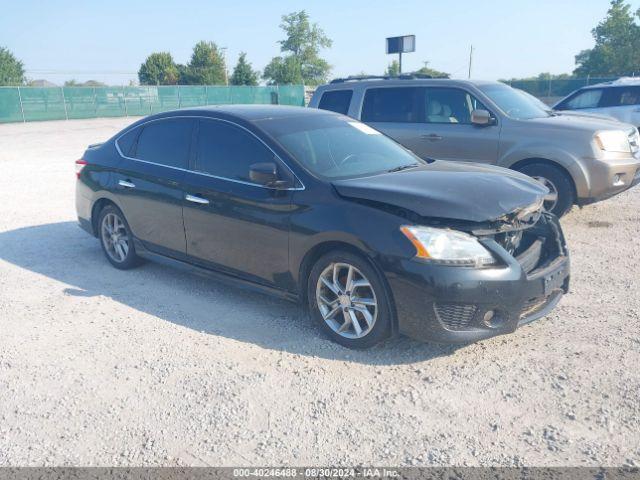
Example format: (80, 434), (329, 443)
(582, 77), (640, 89)
(317, 77), (502, 90)
(172, 104), (327, 121)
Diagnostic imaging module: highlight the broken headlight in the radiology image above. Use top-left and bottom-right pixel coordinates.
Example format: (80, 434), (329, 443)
(400, 226), (496, 267)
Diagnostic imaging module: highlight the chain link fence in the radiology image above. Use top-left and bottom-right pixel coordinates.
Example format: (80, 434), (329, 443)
(0, 85), (305, 123)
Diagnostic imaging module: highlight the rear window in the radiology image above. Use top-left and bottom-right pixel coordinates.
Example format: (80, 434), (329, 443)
(361, 87), (422, 123)
(318, 90), (353, 115)
(133, 118), (193, 169)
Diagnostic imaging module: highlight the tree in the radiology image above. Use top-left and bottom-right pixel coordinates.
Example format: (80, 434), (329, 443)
(230, 52), (259, 86)
(263, 56), (303, 85)
(0, 47), (25, 86)
(385, 60), (400, 76)
(138, 52), (179, 85)
(263, 10), (332, 85)
(182, 41), (227, 85)
(574, 0), (640, 76)
(415, 61), (449, 78)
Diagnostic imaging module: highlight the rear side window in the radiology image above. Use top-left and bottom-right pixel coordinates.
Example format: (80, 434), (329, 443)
(134, 119), (193, 168)
(318, 90), (353, 115)
(601, 86), (640, 107)
(195, 120), (275, 183)
(361, 87), (422, 123)
(116, 127), (140, 156)
(563, 89), (603, 110)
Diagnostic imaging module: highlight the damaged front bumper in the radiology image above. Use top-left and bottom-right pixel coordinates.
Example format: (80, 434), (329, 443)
(384, 213), (570, 344)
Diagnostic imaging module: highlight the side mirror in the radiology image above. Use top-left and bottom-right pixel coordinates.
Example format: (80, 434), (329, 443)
(249, 162), (280, 186)
(471, 109), (495, 126)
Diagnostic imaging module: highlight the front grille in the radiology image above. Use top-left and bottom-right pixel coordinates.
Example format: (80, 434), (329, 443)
(435, 303), (478, 330)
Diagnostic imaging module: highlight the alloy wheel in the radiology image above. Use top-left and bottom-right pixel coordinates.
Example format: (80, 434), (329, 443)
(315, 262), (378, 339)
(532, 175), (559, 212)
(101, 212), (130, 263)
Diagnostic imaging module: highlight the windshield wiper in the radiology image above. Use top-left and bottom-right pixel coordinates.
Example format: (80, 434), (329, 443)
(387, 163), (420, 173)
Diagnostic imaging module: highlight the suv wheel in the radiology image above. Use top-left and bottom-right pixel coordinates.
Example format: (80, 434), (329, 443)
(308, 251), (392, 349)
(98, 205), (141, 269)
(517, 163), (575, 217)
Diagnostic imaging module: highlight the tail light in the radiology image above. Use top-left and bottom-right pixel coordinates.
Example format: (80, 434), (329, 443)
(75, 159), (88, 179)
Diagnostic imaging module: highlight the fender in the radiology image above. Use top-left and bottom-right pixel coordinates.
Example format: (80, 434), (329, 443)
(499, 142), (590, 198)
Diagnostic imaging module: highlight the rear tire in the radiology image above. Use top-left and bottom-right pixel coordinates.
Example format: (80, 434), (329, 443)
(97, 205), (141, 270)
(307, 250), (392, 349)
(517, 163), (575, 217)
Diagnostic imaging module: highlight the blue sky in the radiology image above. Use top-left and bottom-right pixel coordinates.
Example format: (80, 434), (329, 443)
(1, 0), (636, 85)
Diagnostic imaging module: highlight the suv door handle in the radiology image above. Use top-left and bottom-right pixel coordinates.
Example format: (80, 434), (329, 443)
(421, 134), (443, 141)
(185, 194), (210, 205)
(118, 179), (136, 189)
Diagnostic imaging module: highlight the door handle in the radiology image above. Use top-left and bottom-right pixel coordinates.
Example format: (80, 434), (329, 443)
(118, 179), (136, 189)
(185, 194), (210, 205)
(421, 133), (443, 141)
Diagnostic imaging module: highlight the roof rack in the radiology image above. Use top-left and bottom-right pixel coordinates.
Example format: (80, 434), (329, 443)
(329, 73), (444, 84)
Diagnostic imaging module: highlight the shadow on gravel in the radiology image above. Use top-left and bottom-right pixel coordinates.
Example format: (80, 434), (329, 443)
(0, 222), (461, 365)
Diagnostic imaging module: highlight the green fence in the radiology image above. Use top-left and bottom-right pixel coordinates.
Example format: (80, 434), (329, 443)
(0, 85), (305, 123)
(503, 77), (618, 99)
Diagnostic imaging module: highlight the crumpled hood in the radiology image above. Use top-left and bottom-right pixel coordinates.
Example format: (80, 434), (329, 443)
(332, 161), (548, 223)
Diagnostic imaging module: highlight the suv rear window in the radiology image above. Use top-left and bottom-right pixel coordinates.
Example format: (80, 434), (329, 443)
(361, 87), (422, 123)
(318, 90), (353, 115)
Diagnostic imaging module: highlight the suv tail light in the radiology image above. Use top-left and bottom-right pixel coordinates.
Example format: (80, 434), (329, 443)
(75, 159), (88, 179)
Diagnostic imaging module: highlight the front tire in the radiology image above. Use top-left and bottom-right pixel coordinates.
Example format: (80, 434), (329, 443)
(516, 163), (575, 217)
(307, 251), (392, 349)
(98, 205), (141, 270)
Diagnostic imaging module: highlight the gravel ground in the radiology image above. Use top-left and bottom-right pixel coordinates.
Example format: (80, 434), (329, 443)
(0, 117), (638, 467)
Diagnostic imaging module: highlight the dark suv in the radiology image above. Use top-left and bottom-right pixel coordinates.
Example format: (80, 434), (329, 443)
(76, 105), (570, 348)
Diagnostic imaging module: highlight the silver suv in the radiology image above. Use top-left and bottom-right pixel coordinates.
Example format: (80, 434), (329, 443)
(309, 76), (640, 216)
(554, 77), (640, 128)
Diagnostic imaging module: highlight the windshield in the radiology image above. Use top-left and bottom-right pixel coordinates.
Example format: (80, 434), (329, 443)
(478, 84), (551, 119)
(258, 114), (425, 180)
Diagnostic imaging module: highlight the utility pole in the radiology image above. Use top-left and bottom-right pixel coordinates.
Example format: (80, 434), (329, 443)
(468, 45), (473, 79)
(399, 51), (402, 75)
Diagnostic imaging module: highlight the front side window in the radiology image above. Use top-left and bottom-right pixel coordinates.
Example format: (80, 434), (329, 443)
(361, 87), (422, 123)
(195, 120), (276, 183)
(134, 119), (193, 168)
(318, 90), (353, 115)
(424, 88), (488, 124)
(259, 114), (425, 180)
(563, 89), (603, 110)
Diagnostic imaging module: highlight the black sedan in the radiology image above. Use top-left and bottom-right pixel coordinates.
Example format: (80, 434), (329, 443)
(76, 105), (570, 349)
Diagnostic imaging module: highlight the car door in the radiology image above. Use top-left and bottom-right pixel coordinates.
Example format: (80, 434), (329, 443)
(182, 118), (295, 287)
(416, 87), (500, 163)
(360, 86), (500, 163)
(113, 117), (194, 259)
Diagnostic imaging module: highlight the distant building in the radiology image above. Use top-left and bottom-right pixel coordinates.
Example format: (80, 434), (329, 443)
(28, 79), (58, 87)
